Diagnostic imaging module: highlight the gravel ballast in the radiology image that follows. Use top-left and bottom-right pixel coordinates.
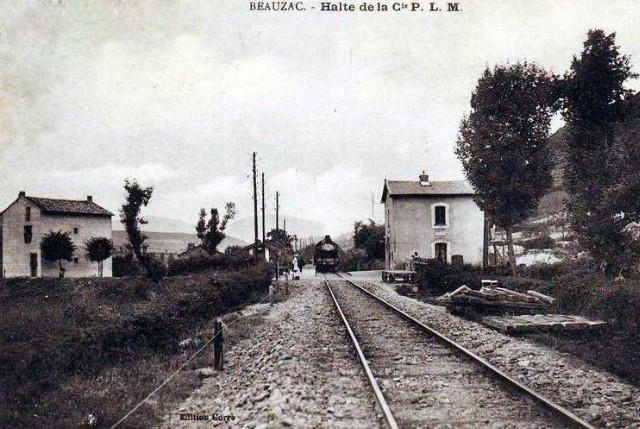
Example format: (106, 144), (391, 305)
(356, 279), (640, 428)
(164, 280), (382, 429)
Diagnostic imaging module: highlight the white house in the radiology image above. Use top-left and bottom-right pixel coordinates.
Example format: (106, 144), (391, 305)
(0, 191), (113, 278)
(381, 172), (486, 269)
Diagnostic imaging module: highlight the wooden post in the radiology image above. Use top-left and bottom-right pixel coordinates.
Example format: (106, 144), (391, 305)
(261, 172), (266, 255)
(213, 318), (224, 370)
(275, 191), (279, 282)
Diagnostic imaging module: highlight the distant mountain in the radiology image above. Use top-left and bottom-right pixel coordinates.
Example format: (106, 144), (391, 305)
(225, 214), (327, 243)
(112, 215), (194, 234)
(112, 230), (248, 254)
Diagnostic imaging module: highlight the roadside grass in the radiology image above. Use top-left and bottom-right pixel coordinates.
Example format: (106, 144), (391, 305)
(0, 264), (271, 428)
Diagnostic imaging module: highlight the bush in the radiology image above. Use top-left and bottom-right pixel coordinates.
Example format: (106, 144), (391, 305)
(520, 234), (555, 250)
(497, 276), (552, 294)
(167, 252), (253, 276)
(416, 259), (482, 292)
(112, 254), (143, 277)
(142, 256), (167, 283)
(524, 259), (594, 281)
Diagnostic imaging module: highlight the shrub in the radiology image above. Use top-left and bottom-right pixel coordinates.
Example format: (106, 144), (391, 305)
(416, 259), (482, 292)
(112, 254), (143, 277)
(498, 276), (551, 294)
(167, 252), (252, 276)
(141, 256), (167, 283)
(521, 234), (555, 250)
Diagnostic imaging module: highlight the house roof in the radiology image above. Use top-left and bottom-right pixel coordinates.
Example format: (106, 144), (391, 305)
(243, 240), (278, 251)
(381, 180), (474, 203)
(24, 196), (113, 217)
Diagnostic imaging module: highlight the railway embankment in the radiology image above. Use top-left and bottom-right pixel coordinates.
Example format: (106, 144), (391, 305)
(0, 264), (271, 428)
(359, 279), (640, 428)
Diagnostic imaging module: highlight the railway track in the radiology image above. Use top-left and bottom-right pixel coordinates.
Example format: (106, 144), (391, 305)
(325, 275), (595, 429)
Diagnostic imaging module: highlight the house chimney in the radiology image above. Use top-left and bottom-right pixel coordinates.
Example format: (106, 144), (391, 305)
(87, 195), (93, 202)
(419, 171), (431, 186)
(18, 191), (26, 198)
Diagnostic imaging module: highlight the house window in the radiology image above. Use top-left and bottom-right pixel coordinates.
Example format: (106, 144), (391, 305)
(435, 206), (446, 226)
(73, 227), (79, 234)
(435, 243), (447, 262)
(73, 257), (79, 264)
(25, 207), (31, 222)
(431, 203), (449, 228)
(24, 225), (33, 244)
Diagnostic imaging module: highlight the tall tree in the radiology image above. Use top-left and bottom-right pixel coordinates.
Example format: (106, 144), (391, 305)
(353, 219), (385, 260)
(40, 230), (76, 277)
(456, 62), (555, 274)
(560, 29), (637, 268)
(120, 179), (153, 262)
(196, 202), (236, 254)
(85, 237), (113, 277)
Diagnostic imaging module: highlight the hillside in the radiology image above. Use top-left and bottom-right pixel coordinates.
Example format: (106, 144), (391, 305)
(534, 92), (640, 219)
(112, 231), (247, 254)
(225, 214), (327, 243)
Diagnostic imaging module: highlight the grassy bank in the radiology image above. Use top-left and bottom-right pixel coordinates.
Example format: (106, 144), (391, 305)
(0, 264), (271, 428)
(498, 263), (640, 386)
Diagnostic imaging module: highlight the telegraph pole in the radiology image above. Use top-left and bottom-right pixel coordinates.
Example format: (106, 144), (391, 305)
(275, 191), (280, 281)
(253, 152), (258, 263)
(261, 172), (266, 246)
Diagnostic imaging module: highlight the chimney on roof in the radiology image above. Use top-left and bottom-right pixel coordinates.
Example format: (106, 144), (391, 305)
(18, 191), (26, 198)
(419, 171), (431, 186)
(87, 195), (93, 202)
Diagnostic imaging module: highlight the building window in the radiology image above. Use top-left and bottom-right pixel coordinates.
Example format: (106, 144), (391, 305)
(24, 225), (33, 244)
(73, 227), (79, 234)
(435, 243), (447, 262)
(431, 203), (449, 228)
(435, 206), (446, 226)
(25, 207), (31, 222)
(74, 257), (79, 264)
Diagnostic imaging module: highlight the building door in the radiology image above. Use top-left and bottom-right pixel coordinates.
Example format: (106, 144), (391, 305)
(30, 253), (38, 277)
(435, 243), (447, 262)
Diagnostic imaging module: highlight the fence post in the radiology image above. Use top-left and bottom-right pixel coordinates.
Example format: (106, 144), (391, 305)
(213, 318), (224, 370)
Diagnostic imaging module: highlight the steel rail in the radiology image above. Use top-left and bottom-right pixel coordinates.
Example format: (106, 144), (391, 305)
(324, 277), (399, 429)
(335, 273), (595, 429)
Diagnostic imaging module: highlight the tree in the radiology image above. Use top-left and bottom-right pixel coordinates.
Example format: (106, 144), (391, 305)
(266, 228), (293, 252)
(120, 179), (153, 262)
(456, 62), (555, 274)
(560, 29), (637, 268)
(119, 179), (165, 282)
(40, 230), (76, 277)
(196, 202), (236, 254)
(85, 237), (113, 277)
(353, 219), (385, 260)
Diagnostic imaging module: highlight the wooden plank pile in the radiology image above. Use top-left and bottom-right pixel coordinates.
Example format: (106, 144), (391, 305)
(443, 284), (554, 318)
(483, 314), (607, 333)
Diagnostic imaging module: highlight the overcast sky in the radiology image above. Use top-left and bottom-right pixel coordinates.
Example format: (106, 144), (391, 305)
(1, 0), (640, 235)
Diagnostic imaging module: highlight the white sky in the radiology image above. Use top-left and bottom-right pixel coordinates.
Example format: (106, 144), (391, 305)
(1, 0), (640, 235)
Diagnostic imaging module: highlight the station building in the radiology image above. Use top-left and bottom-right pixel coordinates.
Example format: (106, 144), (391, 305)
(0, 192), (113, 278)
(381, 172), (486, 269)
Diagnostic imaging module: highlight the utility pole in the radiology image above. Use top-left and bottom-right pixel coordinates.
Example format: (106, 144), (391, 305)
(275, 191), (280, 281)
(253, 152), (258, 264)
(261, 172), (266, 247)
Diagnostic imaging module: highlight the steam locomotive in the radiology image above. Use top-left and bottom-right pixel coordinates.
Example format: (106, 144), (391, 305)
(314, 235), (340, 273)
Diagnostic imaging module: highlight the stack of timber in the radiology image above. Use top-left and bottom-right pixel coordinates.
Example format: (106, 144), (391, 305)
(483, 314), (606, 333)
(445, 286), (553, 318)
